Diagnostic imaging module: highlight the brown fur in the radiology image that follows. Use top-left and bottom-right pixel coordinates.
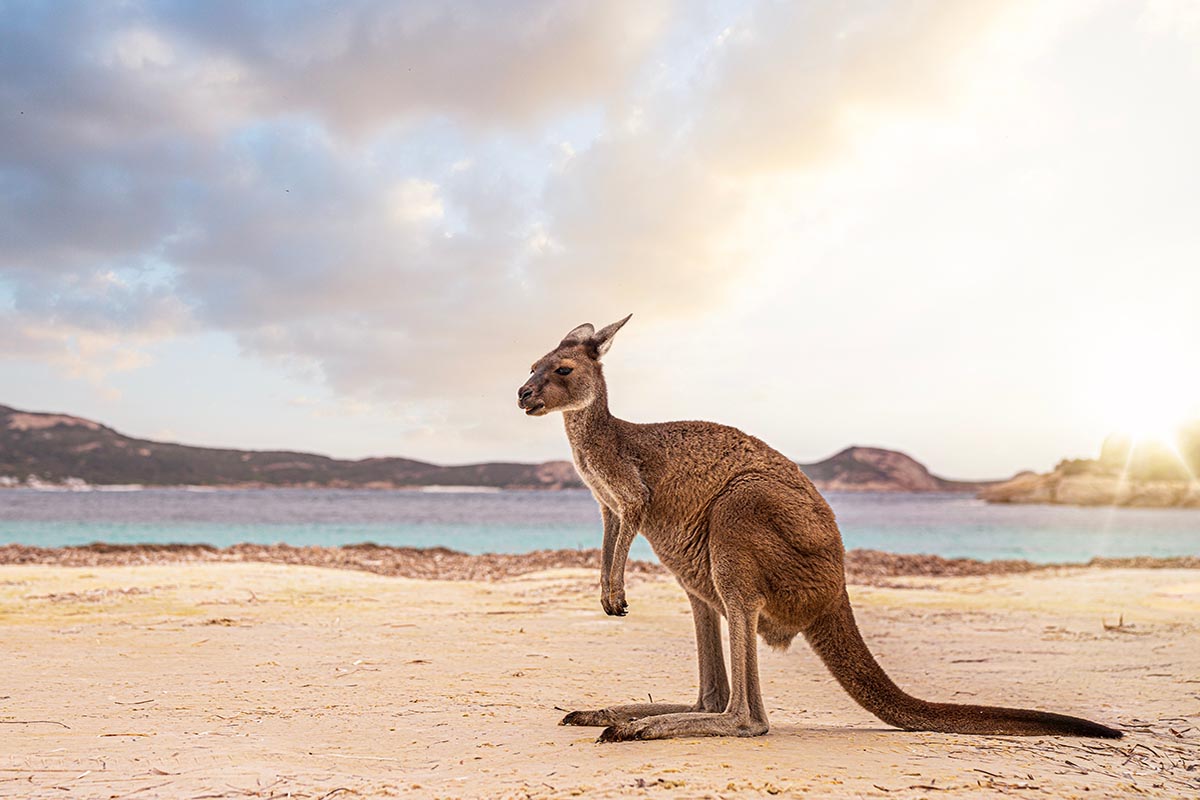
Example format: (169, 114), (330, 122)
(518, 317), (1122, 742)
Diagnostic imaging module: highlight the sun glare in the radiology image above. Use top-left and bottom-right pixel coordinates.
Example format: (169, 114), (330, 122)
(1108, 404), (1185, 448)
(1090, 341), (1200, 452)
(1100, 381), (1198, 483)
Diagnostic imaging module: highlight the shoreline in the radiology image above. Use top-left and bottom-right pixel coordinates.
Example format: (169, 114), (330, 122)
(2, 542), (1197, 584)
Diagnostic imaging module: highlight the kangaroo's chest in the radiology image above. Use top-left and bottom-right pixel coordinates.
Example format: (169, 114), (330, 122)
(571, 449), (619, 509)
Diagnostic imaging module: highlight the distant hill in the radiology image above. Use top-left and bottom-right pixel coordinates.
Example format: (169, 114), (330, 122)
(0, 404), (988, 493)
(981, 426), (1200, 508)
(799, 446), (991, 493)
(0, 405), (582, 490)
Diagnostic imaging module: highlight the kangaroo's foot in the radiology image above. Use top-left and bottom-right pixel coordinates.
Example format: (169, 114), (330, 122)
(597, 711), (768, 743)
(560, 702), (697, 727)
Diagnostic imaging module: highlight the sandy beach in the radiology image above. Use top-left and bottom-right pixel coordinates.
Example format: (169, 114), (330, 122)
(1, 556), (1198, 799)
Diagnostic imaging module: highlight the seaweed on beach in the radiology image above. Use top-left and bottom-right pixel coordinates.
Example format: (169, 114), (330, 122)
(1, 543), (1196, 584)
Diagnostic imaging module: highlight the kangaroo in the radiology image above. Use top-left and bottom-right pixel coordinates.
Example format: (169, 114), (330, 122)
(516, 315), (1122, 743)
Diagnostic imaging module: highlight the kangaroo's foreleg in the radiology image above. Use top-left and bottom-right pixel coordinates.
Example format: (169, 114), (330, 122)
(596, 598), (769, 742)
(560, 593), (729, 727)
(601, 506), (643, 617)
(598, 505), (628, 616)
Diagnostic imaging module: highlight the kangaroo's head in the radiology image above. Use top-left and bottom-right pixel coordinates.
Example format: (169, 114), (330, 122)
(517, 314), (632, 416)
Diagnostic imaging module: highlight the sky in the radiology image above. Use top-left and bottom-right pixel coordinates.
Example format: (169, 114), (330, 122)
(2, 0), (1199, 480)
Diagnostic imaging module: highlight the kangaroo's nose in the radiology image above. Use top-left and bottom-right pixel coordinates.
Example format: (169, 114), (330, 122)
(519, 387), (533, 401)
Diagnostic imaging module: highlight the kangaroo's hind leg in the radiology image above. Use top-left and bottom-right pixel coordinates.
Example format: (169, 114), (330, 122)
(561, 592), (729, 727)
(595, 491), (778, 742)
(597, 591), (769, 742)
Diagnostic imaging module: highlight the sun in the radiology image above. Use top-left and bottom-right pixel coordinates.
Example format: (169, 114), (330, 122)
(1107, 402), (1185, 448)
(1091, 349), (1200, 451)
(1095, 378), (1198, 481)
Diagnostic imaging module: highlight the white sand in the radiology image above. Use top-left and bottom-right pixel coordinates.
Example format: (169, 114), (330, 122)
(1, 563), (1198, 799)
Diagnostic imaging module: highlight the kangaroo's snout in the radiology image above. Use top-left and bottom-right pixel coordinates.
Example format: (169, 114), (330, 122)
(517, 380), (546, 415)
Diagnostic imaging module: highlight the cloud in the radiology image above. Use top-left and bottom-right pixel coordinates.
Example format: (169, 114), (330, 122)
(154, 0), (673, 131)
(6, 0), (1181, 463)
(0, 0), (674, 280)
(0, 1), (671, 399)
(696, 1), (1028, 174)
(0, 314), (157, 400)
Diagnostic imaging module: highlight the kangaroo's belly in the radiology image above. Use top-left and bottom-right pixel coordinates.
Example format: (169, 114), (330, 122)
(641, 516), (720, 607)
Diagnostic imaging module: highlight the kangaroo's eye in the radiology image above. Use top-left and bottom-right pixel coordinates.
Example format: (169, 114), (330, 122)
(555, 367), (573, 376)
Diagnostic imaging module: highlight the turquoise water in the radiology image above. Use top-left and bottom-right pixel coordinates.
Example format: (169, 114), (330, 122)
(1, 488), (1198, 563)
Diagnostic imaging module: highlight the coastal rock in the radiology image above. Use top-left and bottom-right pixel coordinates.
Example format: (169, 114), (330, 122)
(981, 441), (1200, 509)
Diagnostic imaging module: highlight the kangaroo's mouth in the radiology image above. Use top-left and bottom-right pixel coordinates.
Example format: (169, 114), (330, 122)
(524, 402), (546, 416)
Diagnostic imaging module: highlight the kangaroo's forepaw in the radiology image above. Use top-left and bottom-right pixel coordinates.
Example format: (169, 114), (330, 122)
(600, 592), (627, 616)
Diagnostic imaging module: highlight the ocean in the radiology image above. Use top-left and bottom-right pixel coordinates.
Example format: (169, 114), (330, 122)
(1, 488), (1198, 563)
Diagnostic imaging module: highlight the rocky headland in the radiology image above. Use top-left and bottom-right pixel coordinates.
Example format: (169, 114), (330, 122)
(981, 427), (1200, 508)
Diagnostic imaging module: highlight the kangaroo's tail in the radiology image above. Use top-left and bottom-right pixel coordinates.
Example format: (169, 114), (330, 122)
(803, 590), (1122, 738)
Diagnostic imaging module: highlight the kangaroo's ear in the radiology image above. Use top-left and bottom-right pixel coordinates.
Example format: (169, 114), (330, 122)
(560, 322), (595, 346)
(592, 314), (632, 357)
